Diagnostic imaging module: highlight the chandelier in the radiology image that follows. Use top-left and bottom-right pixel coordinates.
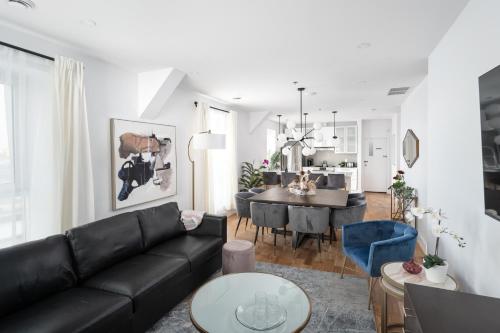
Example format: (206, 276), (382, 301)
(276, 87), (324, 157)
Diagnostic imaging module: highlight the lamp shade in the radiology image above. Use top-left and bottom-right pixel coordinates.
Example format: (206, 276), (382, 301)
(192, 132), (226, 150)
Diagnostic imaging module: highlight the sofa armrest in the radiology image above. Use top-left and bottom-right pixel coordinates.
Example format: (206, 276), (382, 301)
(367, 234), (417, 277)
(188, 214), (227, 243)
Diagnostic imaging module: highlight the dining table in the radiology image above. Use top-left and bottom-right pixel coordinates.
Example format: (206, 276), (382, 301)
(248, 187), (349, 247)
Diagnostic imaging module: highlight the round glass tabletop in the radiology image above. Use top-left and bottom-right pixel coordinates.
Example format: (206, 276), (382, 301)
(190, 272), (311, 332)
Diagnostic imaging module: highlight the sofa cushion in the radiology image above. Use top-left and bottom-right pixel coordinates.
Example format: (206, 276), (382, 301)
(0, 235), (77, 318)
(137, 202), (186, 249)
(147, 235), (223, 270)
(0, 287), (132, 333)
(66, 212), (143, 280)
(83, 254), (189, 311)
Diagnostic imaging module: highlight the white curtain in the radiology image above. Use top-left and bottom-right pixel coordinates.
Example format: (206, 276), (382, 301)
(0, 45), (59, 247)
(54, 57), (95, 230)
(207, 109), (238, 215)
(193, 102), (209, 210)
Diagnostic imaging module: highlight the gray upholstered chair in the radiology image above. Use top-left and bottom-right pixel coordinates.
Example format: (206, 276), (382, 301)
(281, 172), (297, 187)
(348, 192), (366, 200)
(308, 173), (327, 189)
(250, 202), (288, 249)
(327, 174), (346, 189)
(249, 187), (266, 194)
(288, 206), (330, 253)
(234, 192), (255, 236)
(263, 172), (280, 187)
(329, 198), (367, 243)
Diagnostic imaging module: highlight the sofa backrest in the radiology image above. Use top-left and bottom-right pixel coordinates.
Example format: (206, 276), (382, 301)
(66, 212), (143, 280)
(137, 202), (186, 249)
(0, 235), (77, 318)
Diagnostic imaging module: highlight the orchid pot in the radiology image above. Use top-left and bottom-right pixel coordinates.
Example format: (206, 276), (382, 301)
(424, 260), (449, 283)
(423, 254), (449, 283)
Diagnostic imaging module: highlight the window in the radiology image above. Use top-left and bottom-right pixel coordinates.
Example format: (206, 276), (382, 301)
(0, 45), (56, 248)
(266, 128), (276, 159)
(0, 84), (25, 247)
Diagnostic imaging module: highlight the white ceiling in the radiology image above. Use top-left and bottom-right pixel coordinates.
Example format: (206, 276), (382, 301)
(0, 0), (468, 121)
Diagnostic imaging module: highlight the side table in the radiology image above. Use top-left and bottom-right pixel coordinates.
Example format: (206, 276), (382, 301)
(379, 262), (458, 333)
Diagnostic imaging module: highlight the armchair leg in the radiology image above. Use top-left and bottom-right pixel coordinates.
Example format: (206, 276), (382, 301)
(340, 256), (347, 279)
(262, 226), (265, 242)
(283, 225), (287, 244)
(254, 226), (259, 244)
(245, 217), (249, 230)
(368, 277), (377, 310)
(235, 216), (243, 237)
(317, 234), (321, 253)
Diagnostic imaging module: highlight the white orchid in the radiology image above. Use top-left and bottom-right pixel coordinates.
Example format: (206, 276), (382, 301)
(431, 224), (446, 237)
(411, 207), (428, 219)
(430, 209), (446, 221)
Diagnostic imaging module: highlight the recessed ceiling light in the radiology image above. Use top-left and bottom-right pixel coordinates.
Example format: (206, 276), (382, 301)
(357, 42), (371, 49)
(232, 97), (242, 100)
(80, 19), (97, 27)
(371, 108), (377, 111)
(8, 0), (35, 9)
(358, 80), (368, 84)
(310, 92), (317, 96)
(292, 81), (298, 85)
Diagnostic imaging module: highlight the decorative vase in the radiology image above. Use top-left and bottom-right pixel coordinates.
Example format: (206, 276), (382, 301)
(402, 259), (422, 274)
(424, 261), (448, 283)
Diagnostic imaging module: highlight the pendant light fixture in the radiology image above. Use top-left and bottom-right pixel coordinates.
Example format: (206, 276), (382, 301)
(277, 85), (321, 156)
(332, 111), (340, 147)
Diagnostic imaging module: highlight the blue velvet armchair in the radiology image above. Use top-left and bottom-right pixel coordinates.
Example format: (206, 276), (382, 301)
(341, 220), (417, 309)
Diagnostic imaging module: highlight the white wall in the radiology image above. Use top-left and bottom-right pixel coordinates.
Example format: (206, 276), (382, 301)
(0, 22), (229, 221)
(237, 113), (275, 169)
(422, 0), (500, 297)
(400, 77), (429, 252)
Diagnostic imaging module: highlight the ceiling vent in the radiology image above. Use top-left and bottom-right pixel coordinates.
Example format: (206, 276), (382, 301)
(387, 87), (410, 96)
(8, 0), (35, 9)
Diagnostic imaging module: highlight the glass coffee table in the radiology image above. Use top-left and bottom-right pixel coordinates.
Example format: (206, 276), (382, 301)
(190, 272), (311, 332)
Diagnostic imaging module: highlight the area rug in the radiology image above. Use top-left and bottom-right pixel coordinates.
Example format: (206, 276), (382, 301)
(148, 262), (376, 333)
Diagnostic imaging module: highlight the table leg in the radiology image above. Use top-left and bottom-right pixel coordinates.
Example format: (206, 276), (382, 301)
(382, 287), (387, 333)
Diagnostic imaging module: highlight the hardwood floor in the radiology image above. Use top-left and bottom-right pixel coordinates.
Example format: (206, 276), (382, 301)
(227, 192), (421, 333)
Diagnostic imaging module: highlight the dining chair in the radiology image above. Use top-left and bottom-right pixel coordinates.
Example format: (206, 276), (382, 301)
(281, 172), (298, 187)
(308, 173), (327, 189)
(250, 202), (288, 250)
(288, 206), (330, 253)
(263, 172), (280, 188)
(234, 192), (255, 236)
(329, 198), (367, 243)
(348, 192), (366, 200)
(327, 174), (346, 190)
(341, 220), (417, 309)
(249, 187), (266, 194)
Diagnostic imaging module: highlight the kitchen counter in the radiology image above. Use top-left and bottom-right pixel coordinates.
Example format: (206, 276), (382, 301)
(301, 167), (358, 191)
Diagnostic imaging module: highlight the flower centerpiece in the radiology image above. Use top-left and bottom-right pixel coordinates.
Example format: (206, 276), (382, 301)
(411, 207), (466, 283)
(288, 171), (317, 196)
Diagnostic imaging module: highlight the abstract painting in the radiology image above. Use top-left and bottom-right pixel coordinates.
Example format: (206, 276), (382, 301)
(111, 119), (176, 210)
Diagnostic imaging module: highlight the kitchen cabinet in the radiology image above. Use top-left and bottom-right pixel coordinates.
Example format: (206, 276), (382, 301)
(313, 126), (357, 153)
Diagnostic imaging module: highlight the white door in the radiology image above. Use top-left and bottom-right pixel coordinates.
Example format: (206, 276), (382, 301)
(362, 137), (389, 192)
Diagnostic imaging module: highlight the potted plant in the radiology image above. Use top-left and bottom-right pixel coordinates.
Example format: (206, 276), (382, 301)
(411, 207), (466, 283)
(269, 151), (281, 171)
(389, 170), (415, 222)
(239, 161), (265, 191)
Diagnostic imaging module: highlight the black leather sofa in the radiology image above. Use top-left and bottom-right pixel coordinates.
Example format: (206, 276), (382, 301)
(0, 202), (227, 333)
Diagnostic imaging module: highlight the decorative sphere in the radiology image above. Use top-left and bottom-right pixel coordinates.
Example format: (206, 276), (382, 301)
(292, 130), (303, 141)
(302, 147), (310, 156)
(277, 133), (287, 143)
(286, 120), (296, 129)
(314, 132), (323, 141)
(313, 122), (322, 130)
(309, 147), (317, 155)
(282, 146), (291, 156)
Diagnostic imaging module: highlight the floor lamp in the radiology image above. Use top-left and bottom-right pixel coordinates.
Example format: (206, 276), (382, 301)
(188, 130), (226, 209)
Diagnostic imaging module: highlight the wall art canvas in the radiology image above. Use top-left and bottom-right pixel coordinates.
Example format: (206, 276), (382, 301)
(479, 65), (500, 221)
(111, 119), (176, 210)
